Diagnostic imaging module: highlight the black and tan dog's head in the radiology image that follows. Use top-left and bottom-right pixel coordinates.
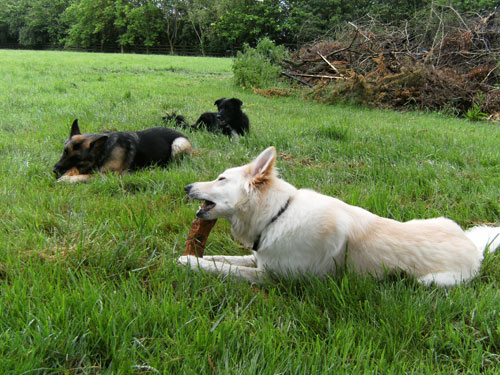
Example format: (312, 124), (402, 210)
(52, 119), (109, 178)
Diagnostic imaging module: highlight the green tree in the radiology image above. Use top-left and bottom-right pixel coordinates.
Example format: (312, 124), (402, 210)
(158, 0), (186, 54)
(114, 0), (133, 51)
(185, 0), (218, 55)
(437, 0), (499, 13)
(63, 0), (118, 50)
(2, 0), (497, 54)
(214, 0), (295, 49)
(23, 0), (70, 46)
(0, 0), (26, 44)
(115, 0), (165, 53)
(0, 0), (70, 47)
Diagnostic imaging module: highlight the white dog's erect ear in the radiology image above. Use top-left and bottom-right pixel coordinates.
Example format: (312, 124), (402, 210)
(249, 147), (276, 187)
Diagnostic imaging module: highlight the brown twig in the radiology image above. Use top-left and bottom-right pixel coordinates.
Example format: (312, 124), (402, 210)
(348, 22), (371, 41)
(325, 30), (359, 59)
(317, 52), (342, 76)
(287, 72), (344, 79)
(281, 71), (314, 87)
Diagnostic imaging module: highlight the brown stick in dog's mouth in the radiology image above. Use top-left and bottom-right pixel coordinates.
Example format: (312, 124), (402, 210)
(184, 201), (217, 258)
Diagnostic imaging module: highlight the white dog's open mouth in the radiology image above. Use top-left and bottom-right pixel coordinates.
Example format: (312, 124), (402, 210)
(196, 200), (216, 217)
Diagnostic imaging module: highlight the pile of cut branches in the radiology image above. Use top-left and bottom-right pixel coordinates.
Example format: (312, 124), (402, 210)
(282, 7), (500, 119)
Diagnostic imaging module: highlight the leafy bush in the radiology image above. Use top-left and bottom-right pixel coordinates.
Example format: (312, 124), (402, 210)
(465, 94), (489, 121)
(232, 37), (289, 88)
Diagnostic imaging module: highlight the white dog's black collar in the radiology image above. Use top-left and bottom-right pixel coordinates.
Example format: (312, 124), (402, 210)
(252, 198), (291, 251)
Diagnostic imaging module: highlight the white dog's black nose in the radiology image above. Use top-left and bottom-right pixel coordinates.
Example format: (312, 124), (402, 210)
(184, 184), (193, 195)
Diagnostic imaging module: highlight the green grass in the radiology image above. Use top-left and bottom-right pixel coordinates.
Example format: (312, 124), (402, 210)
(1, 49), (500, 374)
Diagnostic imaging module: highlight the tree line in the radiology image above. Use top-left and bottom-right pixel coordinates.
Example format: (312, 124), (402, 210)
(0, 0), (496, 56)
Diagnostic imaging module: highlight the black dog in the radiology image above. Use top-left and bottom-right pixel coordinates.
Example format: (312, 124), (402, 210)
(164, 98), (249, 137)
(53, 119), (192, 183)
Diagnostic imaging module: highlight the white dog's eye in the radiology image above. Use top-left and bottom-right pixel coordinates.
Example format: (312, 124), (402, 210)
(217, 176), (226, 182)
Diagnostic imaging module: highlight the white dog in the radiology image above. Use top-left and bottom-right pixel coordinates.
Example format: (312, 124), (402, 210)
(178, 147), (500, 287)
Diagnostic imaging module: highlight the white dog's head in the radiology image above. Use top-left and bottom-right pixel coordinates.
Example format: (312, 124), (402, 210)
(184, 146), (277, 220)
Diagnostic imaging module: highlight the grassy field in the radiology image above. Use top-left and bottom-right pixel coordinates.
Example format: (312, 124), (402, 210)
(1, 49), (500, 374)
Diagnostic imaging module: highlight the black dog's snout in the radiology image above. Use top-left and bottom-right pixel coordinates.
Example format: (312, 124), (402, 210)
(184, 184), (193, 195)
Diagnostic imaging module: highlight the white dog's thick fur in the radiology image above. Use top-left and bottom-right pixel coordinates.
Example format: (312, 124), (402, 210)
(179, 147), (500, 287)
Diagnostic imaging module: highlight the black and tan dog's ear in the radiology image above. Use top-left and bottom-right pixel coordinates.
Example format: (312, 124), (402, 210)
(214, 98), (226, 107)
(249, 146), (277, 188)
(88, 135), (108, 156)
(70, 119), (81, 138)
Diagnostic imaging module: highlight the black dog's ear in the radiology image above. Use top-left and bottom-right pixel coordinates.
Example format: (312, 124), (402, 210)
(230, 98), (243, 107)
(88, 135), (108, 156)
(70, 119), (81, 138)
(214, 98), (226, 107)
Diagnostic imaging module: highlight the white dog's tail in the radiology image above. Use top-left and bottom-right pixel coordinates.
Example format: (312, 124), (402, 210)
(465, 225), (500, 254)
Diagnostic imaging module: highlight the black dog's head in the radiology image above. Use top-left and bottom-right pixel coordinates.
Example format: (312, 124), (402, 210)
(214, 98), (243, 127)
(52, 119), (108, 178)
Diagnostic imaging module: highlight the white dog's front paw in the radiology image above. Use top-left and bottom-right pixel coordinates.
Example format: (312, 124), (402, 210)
(177, 255), (201, 270)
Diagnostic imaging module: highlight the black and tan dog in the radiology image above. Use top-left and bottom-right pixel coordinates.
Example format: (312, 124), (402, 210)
(53, 119), (192, 183)
(164, 97), (249, 137)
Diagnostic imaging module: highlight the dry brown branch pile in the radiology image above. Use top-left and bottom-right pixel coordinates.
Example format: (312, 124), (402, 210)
(283, 8), (500, 119)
